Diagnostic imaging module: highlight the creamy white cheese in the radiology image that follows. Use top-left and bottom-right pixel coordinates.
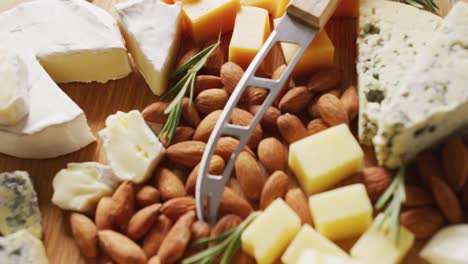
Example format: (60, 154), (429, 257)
(420, 224), (468, 264)
(0, 230), (48, 264)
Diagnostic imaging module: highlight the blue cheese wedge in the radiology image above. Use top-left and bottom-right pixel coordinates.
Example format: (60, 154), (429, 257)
(0, 230), (48, 264)
(357, 0), (442, 145)
(374, 2), (468, 168)
(0, 171), (42, 238)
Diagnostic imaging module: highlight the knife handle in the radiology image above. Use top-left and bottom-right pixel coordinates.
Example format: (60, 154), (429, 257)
(287, 0), (340, 29)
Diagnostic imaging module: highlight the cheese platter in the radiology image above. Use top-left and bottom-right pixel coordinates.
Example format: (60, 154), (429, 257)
(0, 0), (466, 263)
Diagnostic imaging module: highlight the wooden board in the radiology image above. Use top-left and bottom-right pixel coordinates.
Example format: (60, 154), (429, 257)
(0, 0), (455, 263)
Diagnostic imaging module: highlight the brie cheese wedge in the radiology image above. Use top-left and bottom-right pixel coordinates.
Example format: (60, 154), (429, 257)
(0, 230), (48, 264)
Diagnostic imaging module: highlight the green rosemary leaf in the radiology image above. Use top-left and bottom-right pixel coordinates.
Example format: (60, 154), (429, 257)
(190, 228), (237, 249)
(182, 237), (232, 264)
(220, 232), (242, 264)
(161, 73), (191, 101)
(171, 42), (219, 78)
(375, 173), (400, 209)
(402, 0), (439, 11)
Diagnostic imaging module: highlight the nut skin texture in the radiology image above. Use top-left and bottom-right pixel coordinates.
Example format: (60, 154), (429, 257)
(221, 62), (243, 94)
(166, 141), (206, 168)
(307, 118), (329, 135)
(191, 221), (211, 241)
(257, 138), (286, 173)
(362, 167), (393, 202)
(307, 68), (341, 92)
(95, 197), (116, 231)
(126, 203), (162, 241)
(161, 126), (194, 147)
(277, 114), (308, 144)
(193, 110), (222, 142)
(425, 175), (463, 224)
(214, 137), (255, 162)
(195, 89), (229, 114)
(316, 94), (349, 126)
(185, 155), (225, 195)
(142, 102), (169, 123)
(285, 188), (313, 226)
(98, 230), (147, 264)
(219, 187), (253, 219)
(231, 108), (263, 149)
(143, 215), (172, 258)
(400, 207), (444, 239)
(260, 171), (289, 210)
(441, 137), (468, 191)
(272, 64), (289, 105)
(111, 181), (135, 229)
(249, 105), (281, 131)
(154, 167), (186, 201)
(70, 213), (98, 258)
(136, 186), (161, 208)
(160, 197), (196, 223)
(234, 151), (265, 201)
(403, 184), (433, 208)
(194, 75), (223, 95)
(340, 86), (359, 121)
(279, 86), (313, 113)
(182, 98), (201, 128)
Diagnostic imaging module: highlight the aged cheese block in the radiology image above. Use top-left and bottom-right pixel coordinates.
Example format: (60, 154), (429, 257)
(0, 230), (48, 264)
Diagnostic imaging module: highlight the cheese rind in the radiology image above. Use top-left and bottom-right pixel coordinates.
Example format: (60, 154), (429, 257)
(297, 249), (362, 264)
(0, 230), (48, 264)
(420, 224), (468, 264)
(99, 110), (165, 184)
(373, 2), (468, 168)
(0, 171), (42, 238)
(115, 0), (182, 96)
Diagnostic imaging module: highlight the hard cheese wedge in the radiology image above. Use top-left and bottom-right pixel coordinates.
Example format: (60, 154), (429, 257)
(229, 6), (271, 69)
(374, 2), (468, 168)
(351, 214), (415, 264)
(333, 0), (359, 17)
(240, 0), (274, 14)
(309, 184), (372, 241)
(272, 0), (289, 18)
(0, 48), (29, 125)
(99, 110), (165, 184)
(115, 0), (182, 96)
(289, 124), (364, 195)
(357, 0), (442, 145)
(241, 198), (301, 264)
(0, 230), (48, 264)
(52, 163), (120, 213)
(0, 171), (42, 238)
(420, 224), (468, 264)
(0, 0), (131, 83)
(298, 248), (362, 264)
(281, 225), (349, 264)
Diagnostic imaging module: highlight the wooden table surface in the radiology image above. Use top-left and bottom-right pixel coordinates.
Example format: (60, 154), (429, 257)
(0, 0), (456, 263)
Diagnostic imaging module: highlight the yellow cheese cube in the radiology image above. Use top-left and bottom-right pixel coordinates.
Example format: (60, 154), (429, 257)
(298, 249), (363, 264)
(241, 198), (301, 264)
(272, 0), (289, 18)
(281, 225), (348, 264)
(309, 184), (372, 241)
(332, 0), (359, 17)
(181, 0), (240, 45)
(229, 6), (271, 69)
(289, 124), (364, 195)
(240, 0), (274, 13)
(351, 214), (415, 264)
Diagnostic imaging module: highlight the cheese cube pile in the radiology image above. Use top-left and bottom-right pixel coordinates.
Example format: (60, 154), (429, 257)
(240, 0), (274, 14)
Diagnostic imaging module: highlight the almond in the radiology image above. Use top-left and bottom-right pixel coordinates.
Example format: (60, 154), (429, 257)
(111, 181), (135, 229)
(143, 215), (172, 258)
(307, 97), (321, 118)
(249, 105), (281, 131)
(166, 141), (206, 168)
(126, 203), (162, 241)
(219, 187), (253, 219)
(195, 89), (229, 114)
(186, 155), (225, 195)
(307, 119), (327, 135)
(235, 151), (265, 201)
(403, 184), (433, 208)
(326, 88), (342, 98)
(194, 75), (223, 95)
(191, 221), (211, 241)
(214, 136), (255, 161)
(272, 64), (289, 105)
(160, 197), (196, 222)
(221, 62), (243, 94)
(193, 110), (222, 142)
(95, 197), (115, 231)
(210, 214), (242, 241)
(462, 183), (468, 210)
(148, 256), (161, 264)
(70, 213), (98, 258)
(307, 68), (341, 92)
(204, 41), (224, 75)
(158, 211), (196, 264)
(279, 86), (312, 113)
(417, 150), (445, 181)
(426, 175), (463, 224)
(260, 171), (289, 210)
(136, 186), (161, 208)
(154, 167), (186, 201)
(257, 138), (286, 173)
(263, 44), (285, 77)
(316, 94), (349, 126)
(176, 48), (200, 69)
(340, 86), (359, 121)
(441, 137), (468, 191)
(285, 188), (313, 225)
(142, 101), (169, 124)
(161, 126), (194, 147)
(98, 230), (147, 264)
(228, 178), (249, 201)
(231, 108), (263, 149)
(243, 87), (268, 107)
(400, 207), (444, 239)
(362, 167), (393, 202)
(182, 98), (201, 128)
(277, 113), (308, 144)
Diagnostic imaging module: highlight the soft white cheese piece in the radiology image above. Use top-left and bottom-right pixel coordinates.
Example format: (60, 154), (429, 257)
(420, 224), (468, 264)
(357, 0), (442, 145)
(374, 2), (468, 168)
(0, 0), (131, 83)
(0, 48), (30, 125)
(115, 0), (182, 95)
(0, 230), (48, 264)
(99, 110), (165, 184)
(52, 162), (120, 213)
(0, 171), (42, 238)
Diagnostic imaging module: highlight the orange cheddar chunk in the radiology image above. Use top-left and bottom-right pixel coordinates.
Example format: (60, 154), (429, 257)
(240, 0), (274, 14)
(229, 6), (271, 69)
(333, 0), (359, 17)
(273, 0), (290, 18)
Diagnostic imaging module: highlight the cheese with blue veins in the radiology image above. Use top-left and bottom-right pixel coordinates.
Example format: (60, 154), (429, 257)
(0, 230), (48, 264)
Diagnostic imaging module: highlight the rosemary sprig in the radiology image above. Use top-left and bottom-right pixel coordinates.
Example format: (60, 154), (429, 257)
(182, 213), (259, 264)
(401, 0), (439, 11)
(159, 41), (220, 144)
(374, 165), (407, 245)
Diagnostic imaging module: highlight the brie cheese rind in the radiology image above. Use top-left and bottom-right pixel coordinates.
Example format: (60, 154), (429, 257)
(115, 0), (182, 95)
(357, 0), (442, 145)
(374, 2), (468, 168)
(0, 230), (48, 264)
(0, 0), (131, 83)
(0, 48), (30, 125)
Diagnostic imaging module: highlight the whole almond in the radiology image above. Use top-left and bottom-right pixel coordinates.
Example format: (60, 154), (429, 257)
(277, 114), (308, 144)
(221, 62), (244, 94)
(214, 137), (255, 161)
(307, 68), (341, 92)
(176, 48), (200, 69)
(260, 171), (289, 210)
(235, 151), (265, 201)
(326, 88), (342, 98)
(186, 155), (225, 195)
(244, 87), (268, 107)
(155, 167), (186, 201)
(257, 138), (286, 173)
(142, 102), (169, 123)
(143, 215), (172, 258)
(228, 178), (249, 201)
(161, 126), (194, 147)
(272, 64), (288, 105)
(231, 108), (263, 149)
(191, 221), (211, 241)
(362, 167), (393, 202)
(95, 197), (115, 231)
(307, 118), (329, 135)
(316, 94), (349, 126)
(160, 197), (196, 222)
(308, 97), (321, 118)
(182, 98), (201, 128)
(98, 230), (147, 264)
(279, 86), (312, 113)
(400, 207), (444, 239)
(340, 86), (359, 121)
(417, 150), (445, 181)
(195, 75), (223, 95)
(70, 213), (98, 258)
(219, 187), (253, 219)
(136, 186), (161, 209)
(158, 211), (196, 264)
(166, 141), (206, 168)
(211, 214), (242, 239)
(193, 110), (222, 142)
(285, 188), (313, 225)
(195, 89), (229, 114)
(127, 204), (162, 241)
(249, 105), (281, 131)
(441, 137), (468, 191)
(204, 42), (224, 75)
(148, 256), (161, 264)
(426, 175), (463, 224)
(111, 181), (135, 229)
(404, 184), (433, 208)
